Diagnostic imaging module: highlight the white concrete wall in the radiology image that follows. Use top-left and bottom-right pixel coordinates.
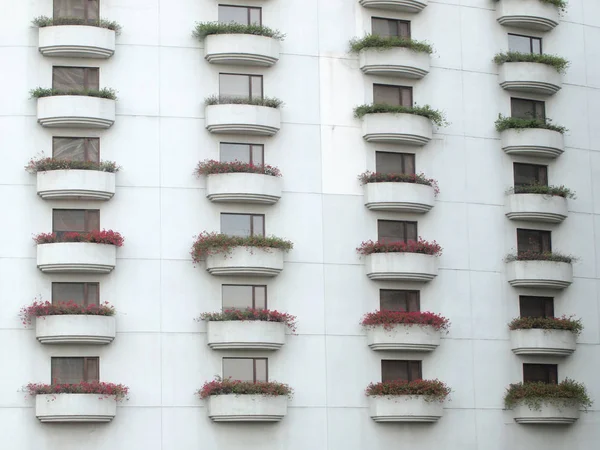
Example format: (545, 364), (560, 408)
(1, 0), (599, 449)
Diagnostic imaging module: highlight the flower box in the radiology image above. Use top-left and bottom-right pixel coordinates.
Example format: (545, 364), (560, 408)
(510, 329), (576, 356)
(207, 394), (288, 422)
(364, 182), (435, 213)
(205, 104), (280, 136)
(366, 324), (441, 351)
(498, 62), (562, 96)
(35, 393), (117, 423)
(37, 243), (117, 274)
(512, 403), (580, 424)
(359, 0), (428, 13)
(36, 315), (116, 345)
(37, 96), (116, 129)
(36, 169), (115, 201)
(505, 193), (568, 223)
(205, 34), (280, 67)
(359, 47), (430, 79)
(365, 252), (438, 282)
(206, 173), (282, 204)
(500, 128), (564, 158)
(206, 321), (286, 350)
(361, 113), (432, 146)
(38, 25), (115, 58)
(368, 396), (443, 422)
(506, 260), (572, 289)
(205, 246), (284, 277)
(496, 0), (560, 31)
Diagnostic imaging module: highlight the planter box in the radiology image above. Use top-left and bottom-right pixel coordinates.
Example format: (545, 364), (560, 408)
(37, 96), (116, 129)
(36, 315), (116, 345)
(206, 173), (282, 204)
(364, 182), (435, 213)
(362, 113), (432, 146)
(205, 104), (280, 136)
(496, 0), (560, 31)
(205, 247), (284, 277)
(36, 394), (117, 423)
(359, 47), (430, 79)
(513, 403), (580, 424)
(510, 329), (576, 356)
(365, 253), (438, 282)
(36, 170), (115, 201)
(207, 395), (288, 422)
(206, 321), (286, 350)
(369, 396), (443, 422)
(499, 62), (562, 96)
(37, 243), (117, 274)
(367, 324), (440, 351)
(38, 25), (115, 58)
(506, 260), (572, 289)
(505, 193), (568, 223)
(500, 128), (564, 158)
(205, 34), (280, 67)
(359, 0), (428, 13)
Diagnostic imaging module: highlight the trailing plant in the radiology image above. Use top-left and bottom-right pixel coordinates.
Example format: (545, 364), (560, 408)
(200, 309), (297, 332)
(195, 160), (281, 177)
(357, 238), (442, 256)
(504, 379), (591, 411)
(20, 300), (115, 326)
(493, 51), (569, 73)
(508, 183), (575, 199)
(26, 381), (129, 401)
(361, 310), (450, 332)
(205, 95), (282, 109)
(358, 171), (439, 195)
(349, 34), (432, 54)
(508, 315), (583, 335)
(193, 22), (285, 40)
(191, 232), (293, 262)
(25, 157), (120, 174)
(495, 114), (566, 134)
(32, 16), (122, 33)
(366, 379), (451, 402)
(30, 87), (117, 100)
(353, 104), (448, 127)
(198, 377), (293, 399)
(505, 251), (575, 264)
(33, 230), (125, 247)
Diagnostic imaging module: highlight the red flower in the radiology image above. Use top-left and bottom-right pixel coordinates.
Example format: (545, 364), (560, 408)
(361, 310), (450, 331)
(200, 308), (297, 332)
(25, 381), (129, 401)
(357, 238), (442, 256)
(20, 300), (115, 326)
(33, 229), (124, 247)
(195, 160), (281, 177)
(197, 377), (292, 399)
(366, 379), (450, 402)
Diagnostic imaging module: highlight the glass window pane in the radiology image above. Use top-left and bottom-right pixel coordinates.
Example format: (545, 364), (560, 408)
(220, 74), (250, 99)
(254, 286), (267, 309)
(373, 84), (401, 106)
(220, 143), (251, 163)
(380, 290), (408, 311)
(514, 163), (547, 186)
(398, 21), (410, 38)
(87, 0), (99, 21)
(222, 285), (254, 310)
(86, 358), (99, 382)
(53, 209), (87, 233)
(520, 296), (553, 318)
(223, 358), (254, 382)
(252, 215), (264, 236)
(249, 8), (261, 25)
(371, 18), (396, 37)
(53, 283), (86, 306)
(221, 214), (252, 237)
(251, 145), (264, 165)
(381, 360), (408, 382)
(86, 138), (100, 163)
(52, 358), (84, 384)
(508, 34), (533, 53)
(376, 152), (412, 174)
(218, 6), (249, 25)
(532, 38), (542, 54)
(54, 0), (85, 19)
(86, 283), (99, 306)
(88, 210), (100, 231)
(86, 68), (99, 90)
(255, 359), (267, 382)
(406, 222), (418, 242)
(251, 76), (263, 99)
(400, 87), (412, 107)
(53, 137), (86, 161)
(511, 98), (545, 120)
(53, 67), (85, 91)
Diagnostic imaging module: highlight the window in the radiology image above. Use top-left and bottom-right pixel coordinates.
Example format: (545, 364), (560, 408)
(511, 98), (545, 121)
(520, 296), (554, 318)
(523, 363), (557, 384)
(513, 163), (548, 187)
(220, 213), (265, 237)
(371, 17), (410, 38)
(381, 360), (422, 382)
(517, 228), (551, 254)
(219, 73), (263, 101)
(52, 66), (99, 91)
(508, 33), (542, 54)
(52, 282), (99, 307)
(219, 5), (261, 25)
(373, 84), (412, 107)
(380, 290), (420, 312)
(220, 143), (264, 165)
(52, 209), (100, 238)
(53, 137), (99, 163)
(51, 357), (99, 384)
(223, 357), (267, 383)
(375, 152), (415, 175)
(54, 0), (99, 22)
(222, 285), (267, 310)
(378, 220), (417, 244)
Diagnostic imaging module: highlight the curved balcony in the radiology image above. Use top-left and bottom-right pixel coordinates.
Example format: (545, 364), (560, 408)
(361, 113), (432, 146)
(499, 62), (562, 95)
(364, 182), (435, 213)
(513, 403), (579, 425)
(205, 104), (280, 136)
(207, 395), (288, 422)
(206, 173), (281, 204)
(359, 47), (430, 79)
(37, 96), (116, 129)
(500, 128), (564, 158)
(37, 243), (117, 274)
(496, 0), (560, 31)
(510, 329), (576, 356)
(359, 0), (428, 13)
(36, 394), (117, 423)
(505, 193), (568, 223)
(206, 321), (285, 350)
(38, 25), (115, 58)
(205, 34), (280, 67)
(506, 260), (572, 289)
(36, 315), (116, 345)
(36, 170), (115, 201)
(369, 396), (443, 422)
(366, 324), (440, 351)
(365, 253), (438, 282)
(205, 247), (284, 277)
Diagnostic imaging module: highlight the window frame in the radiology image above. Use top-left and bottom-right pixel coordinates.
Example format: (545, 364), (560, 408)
(222, 357), (268, 383)
(381, 360), (422, 383)
(377, 219), (418, 244)
(371, 16), (411, 38)
(508, 33), (542, 54)
(510, 97), (546, 121)
(219, 142), (265, 165)
(519, 295), (554, 318)
(513, 162), (548, 187)
(523, 363), (558, 384)
(52, 137), (100, 163)
(373, 83), (413, 107)
(52, 209), (100, 235)
(219, 73), (264, 101)
(222, 284), (268, 310)
(51, 356), (100, 384)
(375, 151), (416, 175)
(517, 228), (552, 254)
(52, 66), (100, 91)
(220, 212), (265, 237)
(380, 289), (420, 312)
(218, 4), (262, 26)
(53, 0), (99, 22)
(52, 282), (100, 307)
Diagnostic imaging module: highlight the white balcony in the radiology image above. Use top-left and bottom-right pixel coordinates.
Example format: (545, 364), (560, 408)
(500, 128), (564, 158)
(205, 104), (280, 136)
(365, 252), (438, 282)
(510, 329), (576, 356)
(205, 247), (284, 277)
(206, 173), (282, 204)
(359, 0), (428, 13)
(364, 182), (435, 213)
(37, 96), (116, 129)
(513, 403), (580, 425)
(38, 25), (115, 58)
(36, 169), (115, 201)
(369, 396), (443, 422)
(506, 260), (573, 289)
(366, 324), (441, 351)
(37, 243), (117, 274)
(496, 0), (560, 31)
(361, 113), (432, 146)
(36, 315), (116, 345)
(206, 321), (286, 350)
(505, 193), (568, 223)
(36, 394), (117, 423)
(207, 395), (288, 422)
(205, 34), (280, 66)
(499, 62), (562, 95)
(359, 47), (430, 79)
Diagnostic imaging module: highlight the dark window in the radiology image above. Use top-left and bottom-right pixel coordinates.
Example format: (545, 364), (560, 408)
(223, 357), (267, 382)
(371, 17), (410, 38)
(508, 33), (542, 54)
(520, 296), (554, 318)
(220, 143), (264, 165)
(373, 84), (412, 107)
(52, 137), (99, 163)
(511, 98), (545, 121)
(517, 228), (551, 254)
(51, 357), (99, 384)
(54, 0), (99, 22)
(218, 5), (261, 25)
(222, 285), (267, 310)
(220, 213), (265, 237)
(52, 67), (99, 91)
(375, 152), (415, 175)
(381, 360), (422, 382)
(52, 282), (99, 307)
(52, 209), (100, 238)
(219, 73), (263, 101)
(523, 363), (557, 384)
(378, 220), (417, 244)
(513, 163), (548, 187)
(380, 290), (420, 312)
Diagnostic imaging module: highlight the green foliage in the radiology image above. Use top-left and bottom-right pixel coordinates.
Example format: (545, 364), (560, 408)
(349, 34), (432, 54)
(504, 379), (591, 411)
(505, 252), (575, 264)
(193, 22), (285, 40)
(508, 316), (583, 335)
(25, 157), (120, 174)
(191, 232), (293, 262)
(493, 51), (569, 73)
(205, 95), (283, 109)
(30, 87), (117, 100)
(495, 115), (566, 134)
(494, 0), (567, 12)
(32, 16), (122, 34)
(508, 183), (575, 199)
(354, 104), (448, 127)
